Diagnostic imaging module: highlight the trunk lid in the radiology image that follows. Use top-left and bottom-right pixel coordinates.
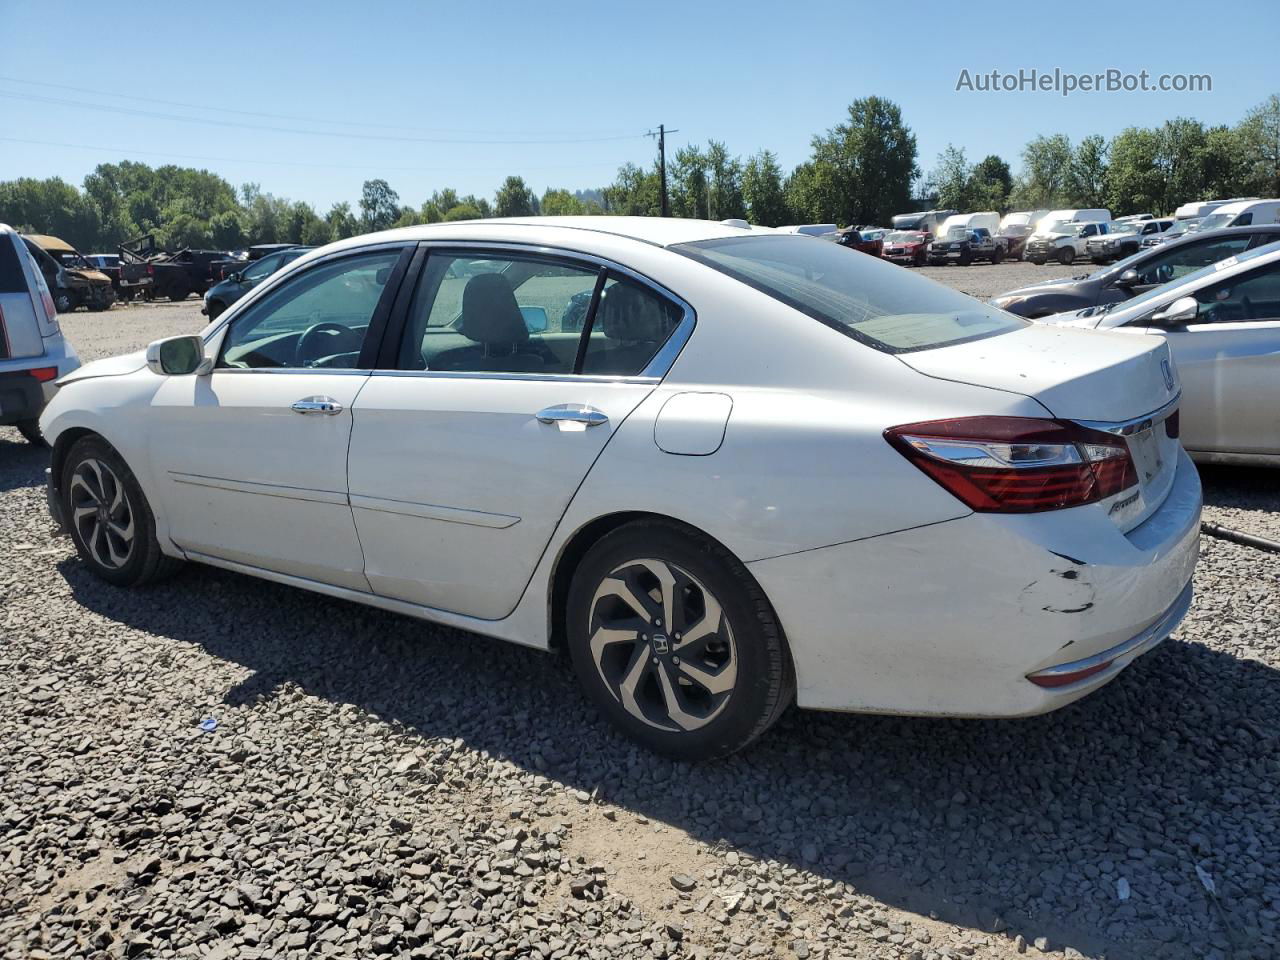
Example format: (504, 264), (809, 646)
(899, 324), (1182, 530)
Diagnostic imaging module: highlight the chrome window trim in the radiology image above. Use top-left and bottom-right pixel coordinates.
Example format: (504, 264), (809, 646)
(1074, 392), (1181, 436)
(201, 240), (416, 345)
(390, 239), (697, 382)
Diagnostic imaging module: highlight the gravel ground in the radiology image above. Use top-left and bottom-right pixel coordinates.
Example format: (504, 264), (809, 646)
(1, 279), (1276, 960)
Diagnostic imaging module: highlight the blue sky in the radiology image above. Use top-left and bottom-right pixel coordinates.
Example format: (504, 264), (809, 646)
(1, 0), (1276, 211)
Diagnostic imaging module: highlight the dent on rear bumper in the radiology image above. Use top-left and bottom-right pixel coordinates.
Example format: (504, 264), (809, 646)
(748, 448), (1202, 717)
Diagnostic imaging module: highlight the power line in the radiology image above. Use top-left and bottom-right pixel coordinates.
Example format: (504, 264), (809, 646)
(0, 90), (648, 146)
(0, 75), (636, 140)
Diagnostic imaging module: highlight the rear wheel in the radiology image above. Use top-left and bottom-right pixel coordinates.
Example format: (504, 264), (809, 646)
(566, 520), (793, 760)
(1057, 247), (1075, 265)
(16, 419), (46, 446)
(168, 282), (189, 302)
(61, 436), (182, 587)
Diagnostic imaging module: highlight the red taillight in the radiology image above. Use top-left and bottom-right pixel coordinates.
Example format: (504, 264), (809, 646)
(1028, 659), (1113, 688)
(147, 264), (155, 276)
(885, 416), (1138, 513)
(29, 366), (59, 382)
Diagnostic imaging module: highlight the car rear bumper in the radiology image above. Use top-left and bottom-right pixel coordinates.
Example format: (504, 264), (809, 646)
(747, 447), (1202, 716)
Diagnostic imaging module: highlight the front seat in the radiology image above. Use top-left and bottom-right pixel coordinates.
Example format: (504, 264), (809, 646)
(431, 273), (544, 372)
(592, 282), (672, 375)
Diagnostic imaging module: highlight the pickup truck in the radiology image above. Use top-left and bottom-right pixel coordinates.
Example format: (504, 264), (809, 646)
(926, 227), (1005, 265)
(117, 235), (233, 302)
(1085, 218), (1174, 263)
(1024, 220), (1107, 266)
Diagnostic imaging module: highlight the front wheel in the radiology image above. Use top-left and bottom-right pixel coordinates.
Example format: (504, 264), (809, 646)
(61, 435), (182, 587)
(566, 521), (794, 760)
(1057, 247), (1075, 265)
(990, 247), (1004, 264)
(53, 291), (77, 313)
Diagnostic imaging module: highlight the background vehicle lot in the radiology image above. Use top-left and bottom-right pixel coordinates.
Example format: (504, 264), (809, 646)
(2, 273), (1277, 960)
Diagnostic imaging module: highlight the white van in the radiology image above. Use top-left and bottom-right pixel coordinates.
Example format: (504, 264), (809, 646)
(936, 212), (1001, 237)
(0, 223), (81, 444)
(998, 210), (1050, 233)
(1033, 208), (1111, 233)
(889, 209), (958, 235)
(1193, 199), (1280, 232)
(1173, 200), (1230, 220)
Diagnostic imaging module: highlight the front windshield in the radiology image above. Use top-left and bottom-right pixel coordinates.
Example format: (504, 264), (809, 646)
(1196, 213), (1235, 232)
(1110, 241), (1279, 317)
(1166, 220), (1198, 237)
(885, 231), (923, 242)
(675, 234), (1027, 354)
(53, 250), (89, 268)
(1037, 219), (1071, 235)
(944, 227), (968, 239)
(1109, 222), (1141, 236)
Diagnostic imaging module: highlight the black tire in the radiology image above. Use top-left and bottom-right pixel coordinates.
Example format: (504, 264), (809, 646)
(54, 291), (77, 313)
(566, 520), (794, 760)
(958, 251), (972, 266)
(16, 419), (47, 446)
(1057, 247), (1075, 266)
(168, 283), (189, 302)
(206, 300), (226, 321)
(990, 247), (1004, 264)
(61, 435), (182, 587)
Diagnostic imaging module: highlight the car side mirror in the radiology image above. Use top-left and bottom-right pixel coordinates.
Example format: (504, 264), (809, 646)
(1116, 269), (1140, 288)
(146, 335), (212, 376)
(229, 271), (242, 283)
(1149, 295), (1198, 328)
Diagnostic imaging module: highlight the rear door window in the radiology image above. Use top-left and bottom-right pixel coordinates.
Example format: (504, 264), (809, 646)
(675, 234), (1025, 353)
(0, 234), (29, 294)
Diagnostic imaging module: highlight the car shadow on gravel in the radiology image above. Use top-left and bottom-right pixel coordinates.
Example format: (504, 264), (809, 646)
(0, 432), (50, 493)
(62, 555), (1276, 960)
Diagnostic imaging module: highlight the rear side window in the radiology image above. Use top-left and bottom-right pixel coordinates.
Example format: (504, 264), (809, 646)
(0, 234), (29, 294)
(675, 235), (1026, 354)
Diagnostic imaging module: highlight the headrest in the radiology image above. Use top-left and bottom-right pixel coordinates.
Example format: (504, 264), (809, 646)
(599, 283), (670, 342)
(460, 273), (528, 345)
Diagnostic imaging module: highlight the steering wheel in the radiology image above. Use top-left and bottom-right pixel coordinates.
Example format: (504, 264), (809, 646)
(296, 321), (358, 367)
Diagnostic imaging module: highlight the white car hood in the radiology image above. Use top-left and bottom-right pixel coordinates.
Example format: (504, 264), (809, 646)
(57, 350), (146, 385)
(898, 323), (1177, 421)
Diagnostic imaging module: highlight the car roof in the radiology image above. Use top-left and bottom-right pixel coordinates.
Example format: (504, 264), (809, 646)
(319, 216), (772, 255)
(24, 234), (77, 253)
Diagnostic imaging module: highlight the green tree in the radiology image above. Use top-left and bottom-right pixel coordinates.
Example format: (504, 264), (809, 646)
(359, 179), (400, 231)
(705, 141), (746, 221)
(742, 150), (789, 226)
(541, 188), (587, 216)
(1105, 126), (1163, 215)
(806, 96), (918, 225)
(1069, 135), (1109, 208)
(784, 161), (841, 224)
(601, 163), (660, 216)
(1238, 94), (1280, 196)
(929, 145), (973, 211)
(669, 145), (709, 219)
(442, 202), (483, 222)
(1009, 134), (1074, 209)
(970, 154), (1012, 210)
(494, 176), (538, 217)
(325, 201), (359, 240)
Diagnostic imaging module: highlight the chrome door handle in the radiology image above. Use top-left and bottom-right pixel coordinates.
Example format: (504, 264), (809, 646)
(291, 396), (343, 416)
(536, 403), (609, 427)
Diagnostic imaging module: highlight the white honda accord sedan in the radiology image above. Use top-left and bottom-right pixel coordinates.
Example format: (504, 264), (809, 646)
(40, 217), (1201, 759)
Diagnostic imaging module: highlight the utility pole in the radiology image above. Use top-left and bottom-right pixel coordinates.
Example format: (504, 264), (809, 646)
(646, 124), (678, 217)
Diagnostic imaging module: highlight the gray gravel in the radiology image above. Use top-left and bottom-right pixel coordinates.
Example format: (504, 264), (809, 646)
(1, 273), (1277, 960)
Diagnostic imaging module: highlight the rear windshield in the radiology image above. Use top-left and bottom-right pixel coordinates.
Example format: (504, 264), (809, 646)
(0, 234), (29, 294)
(675, 235), (1027, 354)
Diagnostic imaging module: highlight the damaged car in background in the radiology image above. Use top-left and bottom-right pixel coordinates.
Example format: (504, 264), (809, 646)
(40, 217), (1200, 759)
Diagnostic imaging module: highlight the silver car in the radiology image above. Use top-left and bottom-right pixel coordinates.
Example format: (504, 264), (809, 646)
(1041, 240), (1280, 465)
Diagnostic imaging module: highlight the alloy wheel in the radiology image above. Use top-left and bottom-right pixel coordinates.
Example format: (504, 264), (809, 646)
(69, 458), (135, 569)
(587, 558), (738, 732)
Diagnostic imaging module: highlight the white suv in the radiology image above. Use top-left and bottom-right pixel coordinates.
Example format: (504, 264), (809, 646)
(1, 223), (81, 444)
